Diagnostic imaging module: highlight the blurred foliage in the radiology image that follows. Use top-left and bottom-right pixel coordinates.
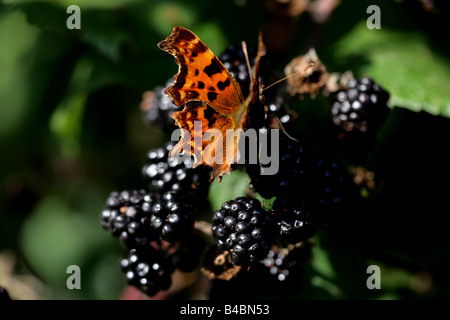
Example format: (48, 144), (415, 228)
(0, 0), (449, 300)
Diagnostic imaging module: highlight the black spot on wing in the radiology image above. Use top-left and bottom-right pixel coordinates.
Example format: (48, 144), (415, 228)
(207, 92), (218, 102)
(217, 78), (231, 91)
(198, 81), (205, 89)
(195, 69), (199, 76)
(176, 27), (196, 42)
(204, 105), (218, 128)
(194, 42), (208, 54)
(203, 58), (223, 77)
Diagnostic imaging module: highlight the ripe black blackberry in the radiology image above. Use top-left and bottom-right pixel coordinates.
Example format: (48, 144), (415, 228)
(262, 249), (291, 282)
(262, 248), (306, 283)
(330, 77), (390, 134)
(265, 95), (297, 129)
(246, 132), (313, 199)
(100, 190), (159, 249)
(212, 197), (273, 266)
(260, 243), (311, 295)
(142, 141), (211, 206)
(141, 79), (180, 132)
(272, 194), (318, 244)
(220, 44), (257, 96)
(120, 247), (175, 297)
(150, 191), (197, 242)
(310, 154), (357, 217)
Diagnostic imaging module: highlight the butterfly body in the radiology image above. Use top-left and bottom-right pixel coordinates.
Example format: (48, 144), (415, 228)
(158, 26), (265, 182)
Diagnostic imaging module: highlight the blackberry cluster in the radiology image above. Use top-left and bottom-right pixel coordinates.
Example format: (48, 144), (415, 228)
(330, 77), (390, 134)
(262, 248), (303, 282)
(260, 243), (311, 294)
(265, 95), (297, 129)
(102, 34), (393, 299)
(212, 197), (272, 265)
(100, 190), (205, 296)
(269, 153), (356, 243)
(142, 141), (211, 206)
(220, 44), (295, 129)
(120, 247), (175, 297)
(219, 44), (257, 96)
(150, 191), (197, 242)
(100, 190), (158, 249)
(246, 132), (313, 199)
(309, 154), (357, 217)
(141, 79), (180, 132)
(100, 189), (205, 296)
(245, 130), (358, 244)
(208, 242), (312, 299)
(262, 249), (291, 282)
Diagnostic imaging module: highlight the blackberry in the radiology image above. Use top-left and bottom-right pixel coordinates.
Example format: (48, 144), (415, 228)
(272, 194), (318, 244)
(120, 247), (175, 297)
(220, 44), (288, 131)
(310, 154), (357, 216)
(150, 191), (197, 242)
(141, 78), (180, 132)
(330, 77), (390, 134)
(265, 95), (297, 129)
(0, 286), (11, 300)
(262, 248), (305, 283)
(260, 244), (311, 294)
(220, 44), (257, 96)
(212, 197), (273, 266)
(246, 132), (313, 199)
(100, 190), (159, 249)
(262, 249), (291, 282)
(142, 141), (211, 206)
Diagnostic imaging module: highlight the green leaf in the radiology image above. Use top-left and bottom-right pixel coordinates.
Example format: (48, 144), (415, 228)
(81, 31), (125, 62)
(18, 2), (130, 61)
(332, 22), (450, 118)
(310, 244), (337, 281)
(49, 93), (86, 157)
(79, 10), (129, 61)
(310, 275), (344, 299)
(49, 58), (92, 157)
(19, 186), (119, 298)
(19, 196), (93, 286)
(0, 9), (39, 138)
(16, 1), (68, 33)
(207, 169), (250, 211)
(369, 261), (414, 291)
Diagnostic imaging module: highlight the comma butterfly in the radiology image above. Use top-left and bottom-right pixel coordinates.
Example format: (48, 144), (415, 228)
(158, 26), (266, 182)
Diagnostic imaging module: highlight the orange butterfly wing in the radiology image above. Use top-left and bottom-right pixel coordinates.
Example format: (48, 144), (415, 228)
(158, 26), (265, 182)
(158, 26), (244, 114)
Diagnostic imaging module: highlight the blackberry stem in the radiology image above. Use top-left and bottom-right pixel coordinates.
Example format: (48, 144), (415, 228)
(194, 220), (213, 237)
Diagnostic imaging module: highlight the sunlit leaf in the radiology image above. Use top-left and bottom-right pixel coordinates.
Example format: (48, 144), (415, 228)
(332, 22), (450, 118)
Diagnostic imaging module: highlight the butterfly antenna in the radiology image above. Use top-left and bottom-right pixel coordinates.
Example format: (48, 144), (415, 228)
(241, 41), (253, 77)
(262, 61), (315, 92)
